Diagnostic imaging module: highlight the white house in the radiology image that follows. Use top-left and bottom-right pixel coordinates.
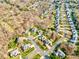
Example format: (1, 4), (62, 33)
(54, 49), (65, 58)
(21, 44), (32, 51)
(9, 49), (20, 57)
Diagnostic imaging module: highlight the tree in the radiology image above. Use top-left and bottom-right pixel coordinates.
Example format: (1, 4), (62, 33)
(74, 47), (79, 55)
(49, 54), (61, 59)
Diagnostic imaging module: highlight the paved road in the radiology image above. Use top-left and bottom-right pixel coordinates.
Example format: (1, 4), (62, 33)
(28, 36), (45, 54)
(27, 36), (47, 59)
(55, 0), (60, 33)
(46, 37), (65, 55)
(65, 0), (78, 43)
(27, 36), (65, 59)
(28, 38), (64, 59)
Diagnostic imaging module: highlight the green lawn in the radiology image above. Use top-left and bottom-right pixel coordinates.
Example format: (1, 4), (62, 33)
(8, 38), (17, 49)
(8, 55), (20, 59)
(21, 47), (34, 58)
(49, 54), (61, 59)
(8, 35), (20, 49)
(76, 42), (79, 45)
(37, 42), (47, 50)
(33, 54), (41, 59)
(23, 40), (32, 44)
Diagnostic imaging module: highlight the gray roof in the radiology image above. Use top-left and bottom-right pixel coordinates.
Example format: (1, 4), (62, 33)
(10, 49), (20, 57)
(21, 44), (31, 51)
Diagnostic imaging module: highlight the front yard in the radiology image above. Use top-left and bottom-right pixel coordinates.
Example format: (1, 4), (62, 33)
(21, 47), (34, 58)
(8, 55), (20, 59)
(33, 54), (41, 59)
(35, 40), (47, 50)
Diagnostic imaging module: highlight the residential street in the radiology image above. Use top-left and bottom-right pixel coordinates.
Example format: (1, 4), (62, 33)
(27, 35), (65, 59)
(65, 0), (78, 43)
(27, 36), (47, 59)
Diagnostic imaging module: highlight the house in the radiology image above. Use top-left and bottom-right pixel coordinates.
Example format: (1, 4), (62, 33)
(16, 37), (27, 43)
(21, 44), (32, 51)
(70, 37), (77, 43)
(48, 40), (52, 46)
(70, 31), (78, 43)
(54, 49), (65, 58)
(9, 49), (20, 57)
(38, 35), (51, 45)
(40, 55), (49, 59)
(38, 35), (43, 40)
(43, 39), (51, 45)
